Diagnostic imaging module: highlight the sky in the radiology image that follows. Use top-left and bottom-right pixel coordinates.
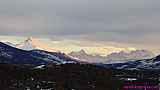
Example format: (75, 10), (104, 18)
(0, 0), (160, 55)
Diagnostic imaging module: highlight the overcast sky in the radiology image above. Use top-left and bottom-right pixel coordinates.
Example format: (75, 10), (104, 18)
(0, 0), (160, 54)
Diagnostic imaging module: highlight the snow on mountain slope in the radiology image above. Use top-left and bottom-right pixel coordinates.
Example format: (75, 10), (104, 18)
(3, 42), (16, 47)
(30, 50), (78, 64)
(16, 37), (59, 52)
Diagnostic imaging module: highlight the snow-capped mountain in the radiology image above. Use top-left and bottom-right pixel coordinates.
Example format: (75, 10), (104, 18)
(106, 50), (154, 63)
(69, 49), (106, 63)
(16, 37), (59, 52)
(16, 37), (36, 50)
(69, 49), (154, 63)
(0, 42), (78, 65)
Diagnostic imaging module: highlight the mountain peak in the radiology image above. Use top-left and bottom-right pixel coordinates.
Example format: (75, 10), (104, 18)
(25, 37), (39, 43)
(26, 37), (33, 41)
(79, 49), (86, 54)
(16, 37), (37, 50)
(16, 37), (59, 52)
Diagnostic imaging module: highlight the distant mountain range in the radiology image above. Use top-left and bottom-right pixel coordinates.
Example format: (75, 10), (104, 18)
(69, 49), (107, 63)
(69, 49), (154, 63)
(1, 37), (155, 63)
(1, 38), (160, 71)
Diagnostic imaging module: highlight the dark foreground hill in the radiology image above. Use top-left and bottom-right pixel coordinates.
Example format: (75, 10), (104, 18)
(0, 63), (124, 90)
(0, 63), (160, 90)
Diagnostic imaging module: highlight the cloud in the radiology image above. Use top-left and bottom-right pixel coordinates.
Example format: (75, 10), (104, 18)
(0, 0), (160, 52)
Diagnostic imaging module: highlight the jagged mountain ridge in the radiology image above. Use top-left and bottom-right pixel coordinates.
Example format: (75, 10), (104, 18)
(69, 49), (154, 63)
(69, 49), (106, 63)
